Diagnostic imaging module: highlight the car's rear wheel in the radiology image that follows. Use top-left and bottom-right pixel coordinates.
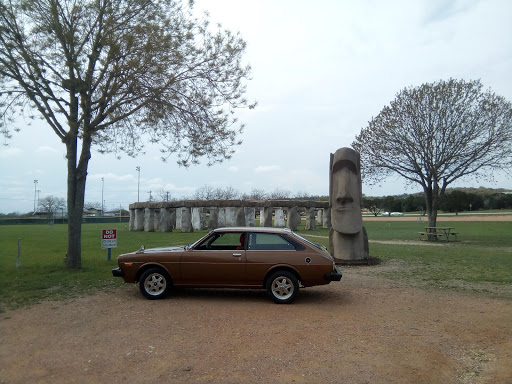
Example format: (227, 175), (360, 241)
(139, 268), (170, 300)
(266, 270), (299, 304)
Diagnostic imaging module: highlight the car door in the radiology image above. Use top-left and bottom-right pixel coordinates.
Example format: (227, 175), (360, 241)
(179, 231), (247, 286)
(245, 232), (298, 285)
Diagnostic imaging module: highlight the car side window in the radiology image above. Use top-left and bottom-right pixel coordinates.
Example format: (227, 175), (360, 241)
(248, 233), (296, 251)
(197, 232), (244, 250)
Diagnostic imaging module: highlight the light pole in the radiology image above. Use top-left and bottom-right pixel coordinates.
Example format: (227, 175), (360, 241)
(136, 166), (140, 202)
(33, 180), (38, 214)
(101, 177), (104, 216)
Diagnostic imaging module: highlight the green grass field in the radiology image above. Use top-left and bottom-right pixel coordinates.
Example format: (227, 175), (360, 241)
(0, 220), (510, 311)
(303, 221), (511, 295)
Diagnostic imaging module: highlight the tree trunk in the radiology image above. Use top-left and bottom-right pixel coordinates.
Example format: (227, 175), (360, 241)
(428, 205), (438, 228)
(424, 186), (438, 240)
(64, 112), (92, 268)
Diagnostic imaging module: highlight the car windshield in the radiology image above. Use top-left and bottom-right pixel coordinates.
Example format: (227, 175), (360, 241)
(185, 237), (204, 251)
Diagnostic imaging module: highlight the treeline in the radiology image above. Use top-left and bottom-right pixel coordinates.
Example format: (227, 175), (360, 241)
(363, 194), (426, 216)
(2, 186), (510, 218)
(363, 188), (512, 216)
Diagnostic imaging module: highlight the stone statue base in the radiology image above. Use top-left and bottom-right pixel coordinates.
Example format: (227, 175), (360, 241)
(329, 227), (369, 263)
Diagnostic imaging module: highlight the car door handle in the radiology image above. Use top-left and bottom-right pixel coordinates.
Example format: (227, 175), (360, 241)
(232, 253), (242, 257)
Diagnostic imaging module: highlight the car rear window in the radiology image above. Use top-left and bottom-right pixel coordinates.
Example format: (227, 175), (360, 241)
(247, 233), (296, 251)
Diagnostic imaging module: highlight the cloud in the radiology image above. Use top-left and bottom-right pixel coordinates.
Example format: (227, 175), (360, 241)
(35, 146), (60, 155)
(254, 165), (281, 173)
(421, 0), (477, 25)
(88, 172), (136, 182)
(0, 147), (22, 158)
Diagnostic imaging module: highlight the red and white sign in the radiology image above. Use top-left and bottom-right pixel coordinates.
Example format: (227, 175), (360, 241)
(101, 229), (117, 249)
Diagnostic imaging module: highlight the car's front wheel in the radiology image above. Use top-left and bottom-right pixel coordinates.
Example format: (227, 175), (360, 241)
(139, 268), (171, 300)
(266, 270), (299, 304)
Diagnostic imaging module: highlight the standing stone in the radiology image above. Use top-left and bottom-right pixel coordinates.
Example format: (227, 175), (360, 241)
(317, 209), (323, 225)
(225, 207), (236, 227)
(208, 207), (219, 230)
(304, 207), (316, 230)
(236, 207), (246, 226)
(263, 207), (273, 227)
(323, 208), (331, 228)
(181, 207), (193, 232)
(129, 209), (135, 231)
(134, 208), (144, 231)
(245, 207), (256, 227)
(159, 208), (172, 232)
(274, 208), (285, 227)
(218, 208), (226, 227)
(192, 207), (205, 230)
(287, 207), (299, 231)
(176, 207), (182, 229)
(144, 208), (155, 232)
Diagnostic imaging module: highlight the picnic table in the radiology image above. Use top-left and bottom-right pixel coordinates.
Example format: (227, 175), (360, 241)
(418, 227), (458, 241)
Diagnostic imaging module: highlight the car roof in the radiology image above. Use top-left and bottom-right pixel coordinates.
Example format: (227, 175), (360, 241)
(212, 227), (293, 234)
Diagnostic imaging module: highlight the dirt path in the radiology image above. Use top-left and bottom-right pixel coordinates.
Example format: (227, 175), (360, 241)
(363, 214), (511, 221)
(1, 268), (510, 384)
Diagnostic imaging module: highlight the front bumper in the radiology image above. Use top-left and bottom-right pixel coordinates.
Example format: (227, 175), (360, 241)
(112, 267), (123, 277)
(324, 265), (342, 281)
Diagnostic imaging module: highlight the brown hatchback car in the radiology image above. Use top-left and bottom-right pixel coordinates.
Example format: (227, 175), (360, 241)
(112, 227), (342, 304)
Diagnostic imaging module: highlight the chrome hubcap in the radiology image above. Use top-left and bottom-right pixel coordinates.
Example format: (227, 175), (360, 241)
(271, 277), (293, 300)
(144, 273), (166, 295)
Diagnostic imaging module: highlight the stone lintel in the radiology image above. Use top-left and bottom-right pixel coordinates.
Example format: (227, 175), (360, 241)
(129, 199), (329, 210)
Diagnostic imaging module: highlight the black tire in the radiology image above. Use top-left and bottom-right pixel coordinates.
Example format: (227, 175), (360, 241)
(139, 268), (171, 300)
(266, 270), (299, 304)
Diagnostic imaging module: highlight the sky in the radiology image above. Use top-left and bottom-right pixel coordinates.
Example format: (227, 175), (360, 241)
(1, 0), (511, 214)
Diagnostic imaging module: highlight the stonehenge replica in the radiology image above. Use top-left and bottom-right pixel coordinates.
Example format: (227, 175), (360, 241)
(128, 199), (331, 233)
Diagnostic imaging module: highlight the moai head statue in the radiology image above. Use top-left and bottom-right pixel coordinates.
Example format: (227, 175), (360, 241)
(329, 147), (363, 235)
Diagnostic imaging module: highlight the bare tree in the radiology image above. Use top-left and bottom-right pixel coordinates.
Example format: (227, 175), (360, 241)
(215, 186), (240, 200)
(193, 185), (216, 200)
(155, 189), (173, 202)
(0, 0), (254, 268)
(193, 185), (240, 200)
(84, 202), (102, 211)
(241, 188), (267, 200)
(352, 79), (512, 228)
(268, 188), (291, 200)
(38, 195), (66, 222)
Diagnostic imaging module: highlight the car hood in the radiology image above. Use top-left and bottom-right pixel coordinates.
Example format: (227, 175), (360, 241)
(120, 245), (185, 257)
(138, 245), (185, 253)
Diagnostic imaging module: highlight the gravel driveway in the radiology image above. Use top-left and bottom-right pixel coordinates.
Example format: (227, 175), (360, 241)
(1, 266), (510, 384)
